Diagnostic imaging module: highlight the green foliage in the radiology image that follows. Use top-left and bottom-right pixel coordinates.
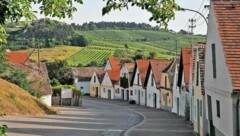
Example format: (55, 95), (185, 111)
(149, 51), (157, 59)
(87, 61), (99, 67)
(134, 50), (146, 60)
(71, 35), (89, 47)
(0, 124), (8, 136)
(102, 0), (180, 28)
(50, 78), (60, 87)
(46, 60), (73, 85)
(185, 100), (190, 121)
(72, 87), (84, 96)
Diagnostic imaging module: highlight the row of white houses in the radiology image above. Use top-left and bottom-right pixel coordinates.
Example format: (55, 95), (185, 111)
(72, 1), (240, 136)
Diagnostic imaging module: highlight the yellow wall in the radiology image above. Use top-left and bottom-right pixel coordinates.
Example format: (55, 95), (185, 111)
(161, 89), (173, 107)
(160, 73), (173, 108)
(89, 83), (101, 97)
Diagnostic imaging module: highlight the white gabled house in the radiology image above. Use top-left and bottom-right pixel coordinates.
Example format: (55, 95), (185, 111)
(72, 67), (103, 94)
(101, 70), (120, 99)
(131, 59), (150, 105)
(115, 63), (135, 100)
(145, 60), (171, 108)
(104, 57), (121, 71)
(205, 2), (240, 136)
(177, 47), (193, 120)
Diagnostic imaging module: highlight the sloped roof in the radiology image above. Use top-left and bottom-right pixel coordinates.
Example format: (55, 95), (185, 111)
(109, 57), (121, 70)
(107, 70), (120, 85)
(124, 63), (135, 73)
(95, 69), (105, 83)
(12, 62), (52, 95)
(134, 59), (150, 87)
(5, 51), (29, 63)
(162, 58), (180, 89)
(212, 1), (240, 91)
(177, 47), (192, 90)
(72, 67), (104, 81)
(147, 59), (172, 89)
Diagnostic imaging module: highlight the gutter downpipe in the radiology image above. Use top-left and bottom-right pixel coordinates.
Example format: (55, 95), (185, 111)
(237, 93), (240, 136)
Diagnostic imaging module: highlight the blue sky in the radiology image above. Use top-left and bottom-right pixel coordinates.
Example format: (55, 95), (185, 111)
(33, 0), (209, 35)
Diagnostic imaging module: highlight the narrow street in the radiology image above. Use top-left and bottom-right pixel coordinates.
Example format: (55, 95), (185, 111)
(0, 97), (195, 136)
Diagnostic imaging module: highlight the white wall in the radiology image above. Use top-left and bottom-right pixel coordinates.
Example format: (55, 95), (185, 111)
(76, 81), (90, 94)
(101, 85), (114, 99)
(146, 70), (160, 108)
(104, 60), (112, 71)
(172, 64), (180, 114)
(90, 72), (100, 84)
(114, 85), (123, 100)
(61, 88), (72, 98)
(41, 94), (52, 106)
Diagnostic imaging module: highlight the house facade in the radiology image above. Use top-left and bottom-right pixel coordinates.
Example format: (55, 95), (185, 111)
(89, 70), (104, 97)
(101, 70), (120, 99)
(205, 2), (240, 136)
(131, 59), (150, 105)
(145, 60), (171, 109)
(115, 63), (134, 100)
(172, 62), (181, 115)
(192, 44), (208, 136)
(160, 58), (179, 111)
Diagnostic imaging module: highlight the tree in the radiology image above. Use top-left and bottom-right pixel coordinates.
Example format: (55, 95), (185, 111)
(149, 51), (157, 59)
(102, 0), (179, 28)
(71, 35), (89, 47)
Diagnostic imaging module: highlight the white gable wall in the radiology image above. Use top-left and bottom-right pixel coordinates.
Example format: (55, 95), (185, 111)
(146, 70), (160, 108)
(101, 72), (115, 99)
(172, 64), (180, 114)
(104, 60), (112, 71)
(90, 72), (100, 84)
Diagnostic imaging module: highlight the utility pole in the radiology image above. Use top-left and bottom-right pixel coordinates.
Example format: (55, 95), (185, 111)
(189, 18), (196, 47)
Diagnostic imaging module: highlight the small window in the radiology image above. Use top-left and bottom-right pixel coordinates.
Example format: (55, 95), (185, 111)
(165, 76), (167, 88)
(130, 90), (133, 96)
(196, 61), (199, 86)
(200, 100), (202, 117)
(212, 44), (217, 78)
(137, 73), (140, 85)
(216, 100), (220, 118)
(151, 74), (154, 86)
(94, 76), (96, 83)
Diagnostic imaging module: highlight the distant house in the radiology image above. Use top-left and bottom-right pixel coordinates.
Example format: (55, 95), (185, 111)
(101, 70), (120, 99)
(192, 44), (208, 136)
(145, 60), (171, 108)
(5, 51), (29, 63)
(71, 67), (103, 94)
(160, 58), (179, 111)
(12, 62), (52, 106)
(114, 63), (134, 100)
(89, 70), (105, 97)
(205, 2), (240, 136)
(131, 59), (150, 105)
(177, 47), (193, 120)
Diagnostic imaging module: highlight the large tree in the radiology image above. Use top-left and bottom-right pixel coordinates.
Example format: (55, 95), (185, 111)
(0, 0), (179, 44)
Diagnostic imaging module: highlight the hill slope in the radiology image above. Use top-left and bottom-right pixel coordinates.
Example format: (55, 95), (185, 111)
(0, 79), (57, 115)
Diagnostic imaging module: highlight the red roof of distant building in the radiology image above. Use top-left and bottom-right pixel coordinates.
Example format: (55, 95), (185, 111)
(212, 1), (240, 91)
(5, 51), (29, 63)
(136, 59), (150, 87)
(109, 57), (121, 70)
(107, 70), (120, 85)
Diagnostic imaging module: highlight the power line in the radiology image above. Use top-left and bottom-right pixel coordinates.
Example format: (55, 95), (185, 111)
(192, 0), (205, 19)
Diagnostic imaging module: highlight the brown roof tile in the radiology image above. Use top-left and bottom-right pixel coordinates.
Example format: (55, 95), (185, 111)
(72, 67), (104, 81)
(212, 1), (240, 90)
(107, 70), (120, 85)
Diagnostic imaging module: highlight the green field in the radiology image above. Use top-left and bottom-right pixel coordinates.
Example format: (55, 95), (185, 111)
(19, 30), (205, 66)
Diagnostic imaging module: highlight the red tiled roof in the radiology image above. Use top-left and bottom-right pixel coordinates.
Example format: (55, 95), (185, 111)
(149, 60), (171, 89)
(136, 59), (150, 87)
(109, 57), (121, 70)
(212, 1), (240, 90)
(5, 51), (29, 63)
(107, 70), (120, 85)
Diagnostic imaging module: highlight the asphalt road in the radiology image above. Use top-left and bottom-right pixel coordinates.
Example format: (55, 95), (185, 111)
(0, 97), (195, 136)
